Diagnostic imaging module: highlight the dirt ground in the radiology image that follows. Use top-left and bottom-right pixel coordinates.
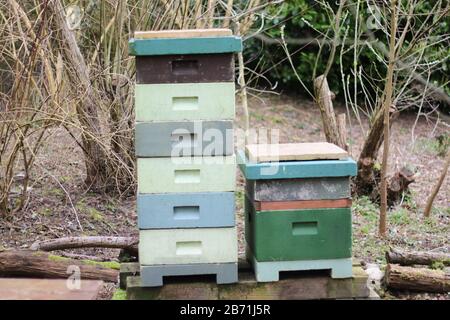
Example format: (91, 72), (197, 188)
(0, 94), (448, 299)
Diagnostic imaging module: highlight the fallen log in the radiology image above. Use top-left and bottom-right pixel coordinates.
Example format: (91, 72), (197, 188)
(384, 264), (449, 293)
(386, 248), (450, 267)
(0, 250), (118, 282)
(30, 236), (138, 256)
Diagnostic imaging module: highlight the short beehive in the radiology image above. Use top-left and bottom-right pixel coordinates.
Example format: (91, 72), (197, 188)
(238, 142), (357, 282)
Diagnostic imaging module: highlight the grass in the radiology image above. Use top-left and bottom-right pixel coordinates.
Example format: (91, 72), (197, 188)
(112, 288), (127, 300)
(413, 135), (449, 157)
(75, 200), (105, 222)
(352, 195), (449, 265)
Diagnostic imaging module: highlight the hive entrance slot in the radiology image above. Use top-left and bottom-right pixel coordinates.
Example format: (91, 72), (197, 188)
(172, 96), (199, 111)
(173, 206), (200, 220)
(171, 60), (199, 75)
(292, 222), (318, 235)
(175, 241), (202, 256)
(174, 169), (201, 184)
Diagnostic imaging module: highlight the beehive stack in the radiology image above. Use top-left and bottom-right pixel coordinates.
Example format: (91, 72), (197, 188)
(238, 142), (357, 282)
(129, 29), (242, 287)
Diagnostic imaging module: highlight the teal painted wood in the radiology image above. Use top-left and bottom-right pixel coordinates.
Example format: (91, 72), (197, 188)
(246, 177), (350, 201)
(137, 155), (236, 194)
(247, 246), (352, 281)
(137, 192), (235, 229)
(139, 227), (238, 265)
(237, 150), (357, 180)
(129, 36), (242, 56)
(135, 121), (233, 157)
(135, 83), (235, 121)
(245, 197), (352, 261)
(140, 263), (238, 287)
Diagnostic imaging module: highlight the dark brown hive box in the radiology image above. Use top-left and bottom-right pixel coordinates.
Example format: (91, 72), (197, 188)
(136, 53), (234, 84)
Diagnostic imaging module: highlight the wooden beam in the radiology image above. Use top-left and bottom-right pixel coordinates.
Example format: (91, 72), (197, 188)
(0, 250), (118, 282)
(385, 264), (450, 293)
(123, 262), (371, 300)
(134, 29), (232, 39)
(254, 199), (352, 211)
(0, 278), (103, 300)
(245, 142), (348, 163)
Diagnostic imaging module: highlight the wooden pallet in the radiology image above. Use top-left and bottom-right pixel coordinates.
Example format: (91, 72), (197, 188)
(0, 278), (104, 300)
(120, 261), (372, 300)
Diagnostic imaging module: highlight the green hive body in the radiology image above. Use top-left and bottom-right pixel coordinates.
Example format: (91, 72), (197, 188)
(239, 143), (356, 280)
(245, 197), (352, 261)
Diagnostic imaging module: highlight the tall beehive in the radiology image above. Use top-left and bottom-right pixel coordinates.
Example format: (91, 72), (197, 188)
(129, 29), (242, 287)
(238, 142), (357, 282)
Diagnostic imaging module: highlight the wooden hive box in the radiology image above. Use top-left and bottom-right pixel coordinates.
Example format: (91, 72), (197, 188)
(139, 227), (238, 265)
(137, 192), (235, 229)
(244, 197), (352, 262)
(137, 155), (236, 194)
(135, 120), (234, 157)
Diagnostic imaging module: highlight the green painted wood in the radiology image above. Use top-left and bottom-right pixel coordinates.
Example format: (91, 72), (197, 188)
(237, 150), (357, 180)
(245, 197), (352, 261)
(247, 246), (352, 281)
(137, 155), (236, 194)
(129, 36), (242, 56)
(139, 227), (238, 265)
(135, 83), (235, 121)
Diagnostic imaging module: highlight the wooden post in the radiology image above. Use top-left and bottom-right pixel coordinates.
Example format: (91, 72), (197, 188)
(423, 151), (449, 217)
(314, 75), (347, 150)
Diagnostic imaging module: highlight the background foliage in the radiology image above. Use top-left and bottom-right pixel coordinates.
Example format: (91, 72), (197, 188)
(246, 0), (449, 110)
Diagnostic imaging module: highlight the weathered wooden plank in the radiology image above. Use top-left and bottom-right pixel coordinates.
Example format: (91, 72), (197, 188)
(134, 29), (232, 39)
(254, 199), (352, 211)
(139, 227), (238, 265)
(220, 265), (369, 300)
(135, 120), (233, 157)
(124, 264), (370, 300)
(120, 263), (140, 290)
(237, 150), (357, 180)
(141, 263), (238, 287)
(0, 278), (103, 300)
(135, 82), (235, 122)
(246, 177), (351, 201)
(127, 276), (219, 300)
(246, 143), (348, 163)
(129, 36), (242, 56)
(136, 54), (234, 84)
(137, 155), (236, 194)
(137, 192), (235, 229)
(245, 198), (352, 262)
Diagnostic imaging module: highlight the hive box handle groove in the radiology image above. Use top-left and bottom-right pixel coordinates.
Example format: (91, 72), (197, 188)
(292, 221), (318, 235)
(175, 241), (202, 255)
(172, 96), (199, 111)
(174, 169), (201, 184)
(173, 206), (200, 220)
(171, 60), (199, 75)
